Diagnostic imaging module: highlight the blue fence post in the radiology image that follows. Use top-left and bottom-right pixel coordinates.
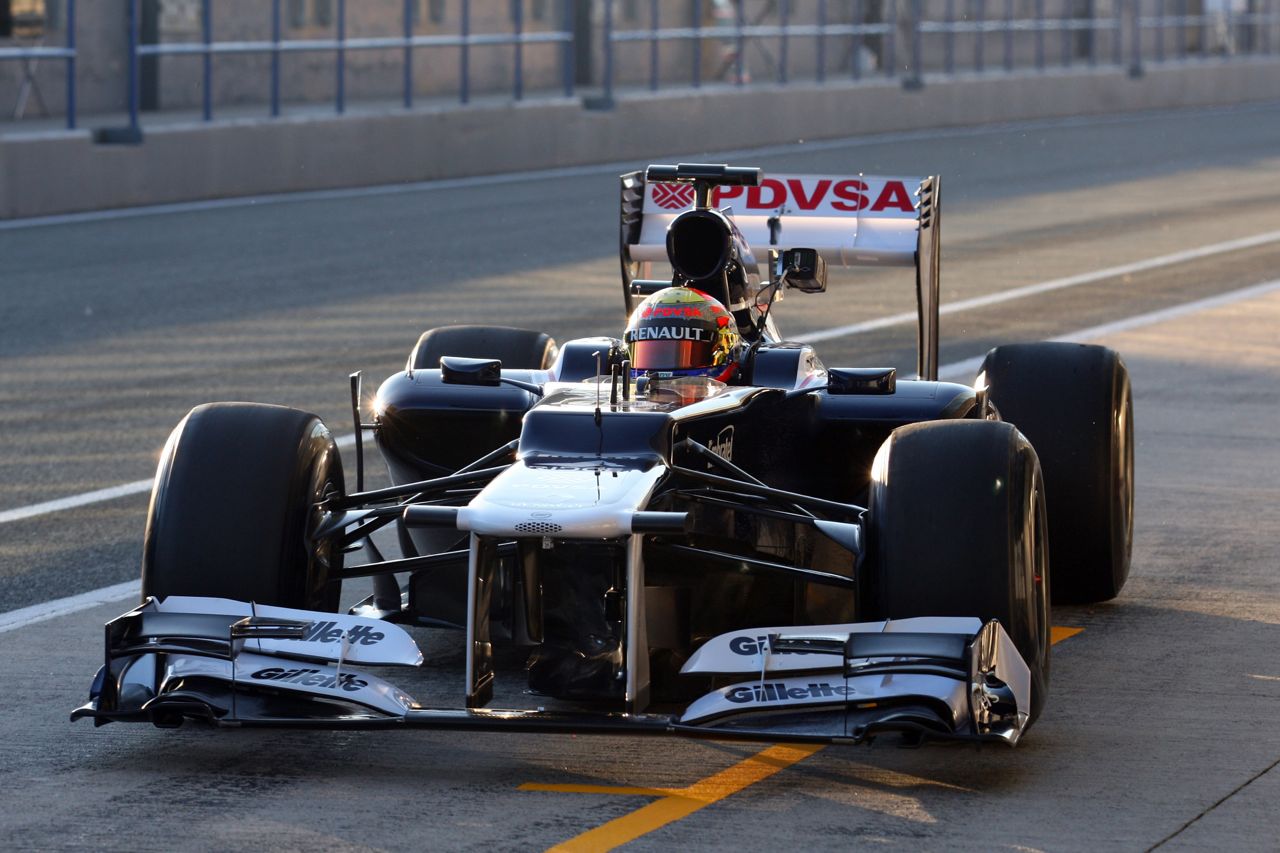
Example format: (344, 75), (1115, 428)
(692, 0), (702, 87)
(975, 0), (986, 71)
(852, 0), (864, 79)
(1004, 0), (1014, 70)
(65, 0), (76, 129)
(817, 0), (827, 82)
(1130, 0), (1144, 75)
(461, 0), (470, 103)
(1178, 0), (1188, 58)
(1154, 0), (1164, 60)
(603, 0), (615, 101)
(403, 0), (413, 108)
(270, 0), (281, 116)
(513, 0), (524, 101)
(1089, 0), (1099, 64)
(779, 0), (789, 84)
(944, 0), (955, 74)
(1062, 0), (1072, 65)
(336, 0), (346, 113)
(650, 0), (660, 91)
(128, 0), (140, 132)
(735, 0), (745, 85)
(562, 0), (574, 97)
(1035, 0), (1046, 68)
(202, 0), (212, 120)
(905, 0), (924, 86)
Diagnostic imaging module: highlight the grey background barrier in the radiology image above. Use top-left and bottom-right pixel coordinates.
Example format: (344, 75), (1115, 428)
(2, 55), (1278, 219)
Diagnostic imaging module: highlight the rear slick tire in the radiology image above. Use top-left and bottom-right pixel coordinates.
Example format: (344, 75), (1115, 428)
(868, 420), (1051, 724)
(979, 342), (1134, 604)
(141, 402), (344, 611)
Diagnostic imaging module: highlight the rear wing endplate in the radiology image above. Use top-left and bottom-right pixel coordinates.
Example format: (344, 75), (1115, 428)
(620, 169), (942, 380)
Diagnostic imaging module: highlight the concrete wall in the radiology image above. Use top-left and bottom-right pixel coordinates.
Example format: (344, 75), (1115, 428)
(2, 57), (1278, 219)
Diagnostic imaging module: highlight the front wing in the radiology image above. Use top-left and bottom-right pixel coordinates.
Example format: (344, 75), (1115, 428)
(73, 597), (1031, 745)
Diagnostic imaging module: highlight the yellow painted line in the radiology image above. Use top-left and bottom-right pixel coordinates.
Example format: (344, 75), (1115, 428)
(1051, 626), (1084, 644)
(528, 743), (824, 853)
(528, 626), (1085, 852)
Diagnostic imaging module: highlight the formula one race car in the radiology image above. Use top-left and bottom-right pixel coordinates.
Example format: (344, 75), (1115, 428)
(74, 164), (1134, 746)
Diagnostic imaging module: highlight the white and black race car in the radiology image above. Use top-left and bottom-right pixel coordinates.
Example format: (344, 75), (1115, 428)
(74, 164), (1134, 746)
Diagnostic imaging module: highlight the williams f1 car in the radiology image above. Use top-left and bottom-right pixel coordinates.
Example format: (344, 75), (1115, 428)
(74, 164), (1134, 746)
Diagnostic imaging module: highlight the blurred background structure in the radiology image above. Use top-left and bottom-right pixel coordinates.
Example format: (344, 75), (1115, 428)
(1, 0), (1277, 216)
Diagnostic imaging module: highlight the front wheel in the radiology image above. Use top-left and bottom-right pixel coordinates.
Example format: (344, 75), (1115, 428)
(141, 402), (344, 611)
(867, 420), (1050, 724)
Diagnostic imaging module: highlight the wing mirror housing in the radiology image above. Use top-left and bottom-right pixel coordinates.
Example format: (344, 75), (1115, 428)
(779, 247), (827, 293)
(439, 356), (502, 386)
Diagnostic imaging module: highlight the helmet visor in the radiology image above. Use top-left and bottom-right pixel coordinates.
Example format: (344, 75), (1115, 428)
(629, 338), (718, 371)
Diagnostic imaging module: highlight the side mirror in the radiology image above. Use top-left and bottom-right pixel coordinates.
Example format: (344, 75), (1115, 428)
(440, 356), (502, 386)
(779, 248), (827, 293)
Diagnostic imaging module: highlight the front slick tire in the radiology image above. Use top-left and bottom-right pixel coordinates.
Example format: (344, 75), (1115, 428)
(869, 420), (1050, 724)
(141, 402), (344, 611)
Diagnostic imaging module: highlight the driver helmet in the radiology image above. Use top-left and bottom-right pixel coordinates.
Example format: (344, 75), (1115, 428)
(623, 286), (741, 382)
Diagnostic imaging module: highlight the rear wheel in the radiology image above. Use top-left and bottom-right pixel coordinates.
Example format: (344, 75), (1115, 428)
(979, 342), (1133, 604)
(868, 420), (1050, 723)
(408, 325), (558, 371)
(141, 403), (344, 611)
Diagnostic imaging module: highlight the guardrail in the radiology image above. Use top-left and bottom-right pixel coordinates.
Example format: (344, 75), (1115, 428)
(2, 0), (1278, 133)
(0, 0), (75, 129)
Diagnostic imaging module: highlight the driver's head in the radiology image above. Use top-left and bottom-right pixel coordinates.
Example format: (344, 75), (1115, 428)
(624, 286), (741, 382)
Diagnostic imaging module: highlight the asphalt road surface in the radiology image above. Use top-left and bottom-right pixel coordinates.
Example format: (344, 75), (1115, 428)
(1, 102), (1279, 851)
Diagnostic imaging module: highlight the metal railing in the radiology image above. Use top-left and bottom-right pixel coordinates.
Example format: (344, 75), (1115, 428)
(0, 0), (75, 128)
(125, 0), (576, 130)
(2, 0), (1279, 133)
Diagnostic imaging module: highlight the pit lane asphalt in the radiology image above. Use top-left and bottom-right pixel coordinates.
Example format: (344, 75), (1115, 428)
(1, 103), (1278, 851)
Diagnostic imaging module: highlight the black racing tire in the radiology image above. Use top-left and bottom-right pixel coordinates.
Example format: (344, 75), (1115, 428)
(868, 420), (1050, 724)
(141, 403), (344, 611)
(979, 342), (1134, 604)
(408, 325), (558, 372)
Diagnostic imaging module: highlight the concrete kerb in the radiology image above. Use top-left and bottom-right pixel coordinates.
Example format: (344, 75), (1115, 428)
(2, 59), (1278, 220)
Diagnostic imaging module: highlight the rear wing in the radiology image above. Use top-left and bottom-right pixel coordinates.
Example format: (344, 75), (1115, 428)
(620, 169), (942, 380)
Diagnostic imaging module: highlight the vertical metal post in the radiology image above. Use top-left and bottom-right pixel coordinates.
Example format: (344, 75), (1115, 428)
(1130, 0), (1145, 75)
(271, 0), (281, 116)
(336, 0), (346, 113)
(779, 0), (789, 84)
(1089, 0), (1099, 64)
(945, 0), (955, 74)
(1155, 0), (1164, 60)
(852, 0), (864, 79)
(1062, 0), (1072, 64)
(1035, 0), (1046, 68)
(906, 0), (924, 84)
(202, 0), (212, 121)
(650, 0), (659, 91)
(65, 0), (76, 129)
(128, 0), (140, 132)
(1004, 0), (1014, 69)
(692, 0), (702, 87)
(817, 0), (827, 81)
(1178, 0), (1187, 58)
(603, 0), (614, 101)
(975, 0), (986, 70)
(562, 0), (574, 96)
(461, 0), (470, 103)
(513, 0), (524, 101)
(403, 0), (413, 108)
(735, 0), (745, 85)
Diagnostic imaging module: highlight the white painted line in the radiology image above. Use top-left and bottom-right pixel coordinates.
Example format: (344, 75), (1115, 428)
(0, 432), (359, 527)
(936, 277), (1280, 381)
(0, 580), (140, 634)
(2, 99), (1275, 231)
(3, 278), (1277, 634)
(801, 229), (1280, 344)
